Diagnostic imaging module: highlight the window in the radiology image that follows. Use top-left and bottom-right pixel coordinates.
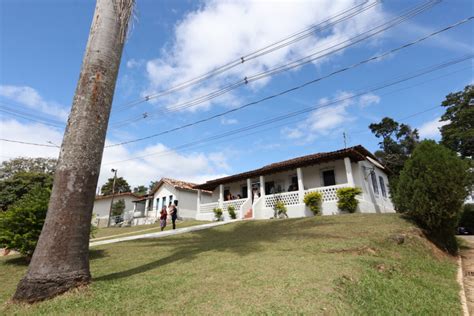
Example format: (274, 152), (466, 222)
(370, 171), (379, 195)
(241, 186), (248, 199)
(162, 196), (167, 209)
(322, 170), (336, 186)
(169, 195), (173, 205)
(379, 176), (387, 198)
(265, 181), (275, 195)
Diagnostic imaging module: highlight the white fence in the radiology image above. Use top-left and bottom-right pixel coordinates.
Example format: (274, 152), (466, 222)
(265, 191), (300, 208)
(305, 184), (349, 202)
(223, 198), (247, 212)
(200, 202), (219, 213)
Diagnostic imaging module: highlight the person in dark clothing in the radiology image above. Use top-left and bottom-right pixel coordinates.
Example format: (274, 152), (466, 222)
(169, 202), (178, 229)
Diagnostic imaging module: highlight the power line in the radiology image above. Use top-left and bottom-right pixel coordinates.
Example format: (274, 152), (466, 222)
(113, 0), (382, 110)
(110, 0), (439, 126)
(105, 17), (473, 148)
(102, 55), (472, 165)
(0, 138), (60, 148)
(0, 103), (65, 128)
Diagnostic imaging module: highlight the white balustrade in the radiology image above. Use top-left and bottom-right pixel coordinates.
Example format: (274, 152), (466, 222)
(305, 184), (349, 202)
(200, 202), (219, 213)
(265, 191), (300, 208)
(223, 198), (247, 212)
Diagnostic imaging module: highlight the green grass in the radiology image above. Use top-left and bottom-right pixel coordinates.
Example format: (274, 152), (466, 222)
(0, 214), (461, 315)
(91, 220), (207, 241)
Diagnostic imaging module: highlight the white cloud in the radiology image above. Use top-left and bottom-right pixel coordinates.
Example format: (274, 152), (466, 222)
(359, 93), (380, 107)
(126, 58), (144, 69)
(0, 85), (69, 121)
(418, 117), (448, 139)
(281, 91), (356, 142)
(0, 119), (228, 188)
(220, 117), (238, 125)
(143, 0), (385, 112)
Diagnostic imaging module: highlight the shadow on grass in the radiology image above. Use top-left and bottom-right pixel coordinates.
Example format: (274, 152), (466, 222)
(94, 217), (334, 282)
(3, 249), (107, 267)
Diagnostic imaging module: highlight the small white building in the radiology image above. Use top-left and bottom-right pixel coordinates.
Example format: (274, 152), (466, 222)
(131, 178), (212, 225)
(194, 145), (395, 221)
(92, 192), (140, 227)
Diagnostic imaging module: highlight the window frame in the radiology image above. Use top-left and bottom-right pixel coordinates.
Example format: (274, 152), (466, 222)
(321, 168), (336, 187)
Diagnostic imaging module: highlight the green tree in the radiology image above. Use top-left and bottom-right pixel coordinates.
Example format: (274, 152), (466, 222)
(0, 172), (53, 211)
(133, 185), (148, 196)
(100, 177), (131, 195)
(440, 85), (474, 158)
(0, 186), (50, 258)
(148, 180), (159, 192)
(111, 199), (125, 216)
(0, 157), (57, 180)
(369, 117), (420, 196)
(395, 141), (471, 253)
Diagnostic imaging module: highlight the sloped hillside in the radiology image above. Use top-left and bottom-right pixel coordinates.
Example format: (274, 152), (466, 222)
(0, 214), (460, 315)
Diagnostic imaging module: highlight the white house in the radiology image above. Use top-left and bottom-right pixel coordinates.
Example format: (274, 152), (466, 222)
(92, 192), (140, 227)
(194, 145), (395, 221)
(131, 178), (212, 225)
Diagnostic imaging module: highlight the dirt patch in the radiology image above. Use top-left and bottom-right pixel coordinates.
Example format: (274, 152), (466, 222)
(326, 246), (377, 256)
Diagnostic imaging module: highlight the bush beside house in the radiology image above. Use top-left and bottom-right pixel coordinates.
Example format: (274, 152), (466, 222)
(336, 187), (362, 213)
(394, 140), (471, 253)
(304, 191), (323, 215)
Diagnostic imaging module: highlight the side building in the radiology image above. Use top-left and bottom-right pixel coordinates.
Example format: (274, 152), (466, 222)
(92, 192), (141, 227)
(131, 178), (212, 225)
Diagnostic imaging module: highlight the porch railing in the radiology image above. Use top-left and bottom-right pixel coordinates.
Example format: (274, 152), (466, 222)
(223, 198), (247, 213)
(305, 184), (350, 202)
(200, 202), (219, 213)
(265, 191), (300, 208)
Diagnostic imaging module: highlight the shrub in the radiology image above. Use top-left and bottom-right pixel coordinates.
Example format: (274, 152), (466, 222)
(0, 186), (49, 257)
(273, 200), (287, 218)
(395, 140), (471, 253)
(458, 204), (474, 230)
(227, 205), (237, 219)
(304, 191), (323, 215)
(336, 187), (362, 213)
(213, 208), (223, 221)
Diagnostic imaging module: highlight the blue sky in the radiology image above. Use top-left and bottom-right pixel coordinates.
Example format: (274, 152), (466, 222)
(0, 0), (473, 188)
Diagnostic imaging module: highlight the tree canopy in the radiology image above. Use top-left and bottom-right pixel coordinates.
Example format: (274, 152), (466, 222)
(0, 157), (57, 180)
(100, 177), (131, 195)
(440, 84), (474, 158)
(133, 185), (148, 196)
(0, 172), (53, 211)
(369, 117), (419, 195)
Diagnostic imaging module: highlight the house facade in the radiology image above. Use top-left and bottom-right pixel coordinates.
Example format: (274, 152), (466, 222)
(131, 178), (212, 225)
(194, 145), (395, 221)
(92, 192), (140, 227)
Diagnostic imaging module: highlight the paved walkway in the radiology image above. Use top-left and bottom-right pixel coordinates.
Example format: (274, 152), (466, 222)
(89, 220), (238, 247)
(460, 236), (474, 315)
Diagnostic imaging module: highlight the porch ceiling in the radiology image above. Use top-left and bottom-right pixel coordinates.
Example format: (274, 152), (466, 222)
(195, 145), (379, 191)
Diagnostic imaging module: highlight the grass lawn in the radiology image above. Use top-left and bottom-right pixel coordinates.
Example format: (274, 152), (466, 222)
(91, 220), (207, 241)
(0, 214), (461, 315)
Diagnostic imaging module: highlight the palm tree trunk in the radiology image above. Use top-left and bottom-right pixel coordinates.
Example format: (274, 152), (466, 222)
(13, 0), (134, 303)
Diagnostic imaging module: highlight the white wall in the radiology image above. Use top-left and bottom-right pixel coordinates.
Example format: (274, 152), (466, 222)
(92, 195), (136, 218)
(152, 183), (209, 219)
(302, 159), (348, 189)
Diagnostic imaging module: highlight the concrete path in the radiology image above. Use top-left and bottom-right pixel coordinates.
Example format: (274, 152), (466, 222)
(89, 220), (238, 247)
(459, 235), (474, 315)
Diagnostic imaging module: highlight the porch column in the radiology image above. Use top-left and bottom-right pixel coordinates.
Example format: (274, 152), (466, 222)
(247, 178), (252, 199)
(197, 189), (202, 214)
(297, 167), (304, 203)
(344, 157), (355, 187)
(219, 184), (224, 209)
(144, 198), (149, 217)
(259, 175), (265, 198)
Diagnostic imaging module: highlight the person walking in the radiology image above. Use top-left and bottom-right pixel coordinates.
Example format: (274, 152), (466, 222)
(169, 202), (178, 230)
(159, 206), (167, 231)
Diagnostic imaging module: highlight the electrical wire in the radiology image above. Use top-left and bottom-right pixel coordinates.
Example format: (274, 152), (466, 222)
(105, 17), (473, 148)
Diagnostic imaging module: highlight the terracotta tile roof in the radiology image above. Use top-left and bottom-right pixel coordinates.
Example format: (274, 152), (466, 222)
(95, 192), (140, 201)
(150, 177), (212, 195)
(195, 145), (381, 191)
